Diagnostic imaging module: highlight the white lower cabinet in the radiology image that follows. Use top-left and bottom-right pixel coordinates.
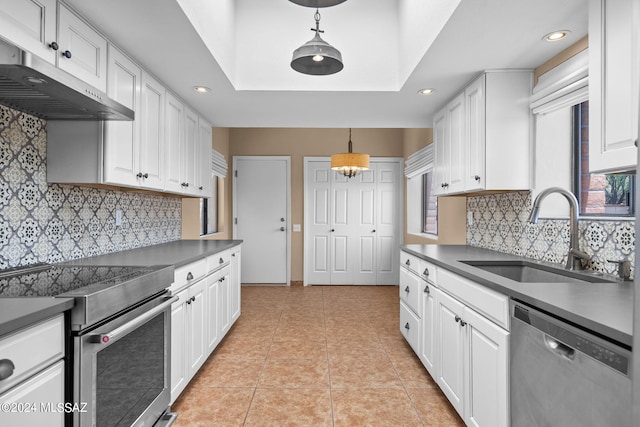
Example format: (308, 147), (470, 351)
(170, 246), (242, 404)
(399, 250), (509, 427)
(0, 314), (65, 427)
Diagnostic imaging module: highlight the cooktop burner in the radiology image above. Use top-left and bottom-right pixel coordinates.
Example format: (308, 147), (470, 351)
(0, 264), (159, 297)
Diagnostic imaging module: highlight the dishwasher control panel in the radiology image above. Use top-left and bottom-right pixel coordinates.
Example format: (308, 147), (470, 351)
(574, 336), (629, 375)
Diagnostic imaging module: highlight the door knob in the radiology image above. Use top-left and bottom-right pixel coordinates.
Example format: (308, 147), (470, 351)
(280, 227), (285, 231)
(280, 217), (285, 222)
(372, 229), (376, 233)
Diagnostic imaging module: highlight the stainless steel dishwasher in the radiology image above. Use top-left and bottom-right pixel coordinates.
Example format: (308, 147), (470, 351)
(510, 300), (632, 427)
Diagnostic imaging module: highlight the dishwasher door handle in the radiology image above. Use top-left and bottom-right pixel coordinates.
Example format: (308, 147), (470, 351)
(544, 335), (576, 361)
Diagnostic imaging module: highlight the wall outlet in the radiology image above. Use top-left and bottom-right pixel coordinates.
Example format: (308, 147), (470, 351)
(115, 210), (122, 227)
(467, 211), (474, 226)
(293, 224), (301, 232)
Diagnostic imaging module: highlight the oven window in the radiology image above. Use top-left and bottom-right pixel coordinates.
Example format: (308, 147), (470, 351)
(96, 314), (165, 427)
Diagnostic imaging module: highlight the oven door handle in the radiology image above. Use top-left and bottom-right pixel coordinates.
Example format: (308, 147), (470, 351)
(89, 296), (178, 344)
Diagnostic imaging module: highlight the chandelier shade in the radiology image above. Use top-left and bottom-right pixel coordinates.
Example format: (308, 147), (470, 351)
(331, 129), (369, 178)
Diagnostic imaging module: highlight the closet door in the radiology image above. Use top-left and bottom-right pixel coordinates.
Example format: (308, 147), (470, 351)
(330, 171), (354, 284)
(305, 160), (332, 284)
(352, 168), (377, 285)
(375, 161), (402, 284)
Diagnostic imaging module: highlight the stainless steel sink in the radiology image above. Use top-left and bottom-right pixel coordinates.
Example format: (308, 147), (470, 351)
(460, 260), (616, 283)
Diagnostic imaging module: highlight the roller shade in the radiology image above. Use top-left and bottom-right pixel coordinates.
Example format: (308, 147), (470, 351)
(211, 149), (228, 178)
(404, 144), (434, 178)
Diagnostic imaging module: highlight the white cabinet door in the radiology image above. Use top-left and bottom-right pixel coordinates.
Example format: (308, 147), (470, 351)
(0, 0), (57, 63)
(436, 289), (465, 418)
(420, 281), (437, 377)
(218, 272), (231, 336)
(197, 118), (213, 197)
(205, 273), (220, 354)
(57, 3), (107, 92)
(446, 92), (466, 194)
(0, 360), (64, 427)
(433, 107), (448, 196)
(464, 306), (509, 427)
(170, 290), (188, 403)
(230, 249), (242, 323)
(465, 74), (485, 191)
(187, 278), (207, 376)
(588, 0), (639, 173)
(164, 92), (185, 194)
(182, 107), (199, 195)
(103, 45), (141, 187)
(139, 72), (165, 190)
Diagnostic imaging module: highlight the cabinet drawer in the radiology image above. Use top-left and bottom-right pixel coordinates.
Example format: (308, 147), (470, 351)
(0, 315), (64, 395)
(400, 251), (421, 275)
(400, 301), (421, 354)
(438, 269), (509, 329)
(207, 249), (231, 273)
(399, 268), (422, 315)
(172, 258), (207, 293)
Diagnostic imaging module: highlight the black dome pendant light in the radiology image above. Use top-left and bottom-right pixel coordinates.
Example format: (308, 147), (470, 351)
(291, 9), (343, 76)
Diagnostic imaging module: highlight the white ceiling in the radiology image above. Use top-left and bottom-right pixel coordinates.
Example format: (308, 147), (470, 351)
(66, 0), (588, 128)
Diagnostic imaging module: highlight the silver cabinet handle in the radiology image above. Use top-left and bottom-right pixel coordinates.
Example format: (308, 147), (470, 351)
(219, 257), (224, 264)
(405, 259), (410, 266)
(423, 268), (429, 277)
(404, 322), (410, 330)
(89, 296), (178, 344)
(404, 286), (410, 293)
(187, 272), (194, 280)
(474, 175), (481, 182)
(423, 284), (430, 294)
(0, 359), (15, 381)
(459, 320), (467, 327)
(455, 315), (461, 323)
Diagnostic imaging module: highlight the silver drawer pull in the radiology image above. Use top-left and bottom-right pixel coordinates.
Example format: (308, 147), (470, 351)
(404, 322), (410, 330)
(423, 284), (430, 294)
(405, 259), (411, 266)
(423, 268), (429, 277)
(404, 286), (410, 293)
(187, 272), (194, 280)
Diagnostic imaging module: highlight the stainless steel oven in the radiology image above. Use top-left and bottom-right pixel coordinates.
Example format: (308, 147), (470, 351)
(0, 263), (177, 427)
(74, 292), (177, 427)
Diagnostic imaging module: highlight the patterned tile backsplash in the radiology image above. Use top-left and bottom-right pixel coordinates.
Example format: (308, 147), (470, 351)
(467, 191), (635, 278)
(0, 105), (181, 269)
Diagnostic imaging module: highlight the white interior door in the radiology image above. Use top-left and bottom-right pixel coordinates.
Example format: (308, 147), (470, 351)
(304, 157), (402, 285)
(234, 157), (289, 284)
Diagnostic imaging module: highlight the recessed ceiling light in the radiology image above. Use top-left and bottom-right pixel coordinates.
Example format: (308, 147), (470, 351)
(418, 88), (435, 96)
(194, 86), (211, 93)
(543, 30), (570, 42)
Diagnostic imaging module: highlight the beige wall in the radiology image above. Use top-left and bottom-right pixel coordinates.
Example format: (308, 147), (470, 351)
(402, 129), (467, 245)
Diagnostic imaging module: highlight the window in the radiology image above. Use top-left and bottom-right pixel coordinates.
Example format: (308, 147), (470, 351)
(573, 101), (635, 216)
(422, 171), (438, 234)
(406, 143), (437, 236)
(200, 176), (219, 235)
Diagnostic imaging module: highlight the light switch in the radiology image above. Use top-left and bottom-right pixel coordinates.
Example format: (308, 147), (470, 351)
(467, 211), (474, 226)
(115, 210), (122, 227)
(293, 224), (301, 232)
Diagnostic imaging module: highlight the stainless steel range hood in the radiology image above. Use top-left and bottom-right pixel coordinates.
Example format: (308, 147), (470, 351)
(0, 39), (133, 121)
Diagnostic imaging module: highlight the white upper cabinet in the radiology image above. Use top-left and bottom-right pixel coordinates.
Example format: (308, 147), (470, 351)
(197, 117), (213, 196)
(139, 72), (165, 190)
(434, 70), (532, 196)
(0, 0), (57, 64)
(57, 2), (107, 92)
(103, 45), (141, 187)
(164, 91), (185, 194)
(182, 106), (199, 195)
(589, 0), (639, 173)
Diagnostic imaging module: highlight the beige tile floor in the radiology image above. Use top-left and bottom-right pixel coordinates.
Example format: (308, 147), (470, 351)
(172, 285), (465, 427)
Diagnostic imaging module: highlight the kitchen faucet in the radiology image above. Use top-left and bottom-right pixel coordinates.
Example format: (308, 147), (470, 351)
(527, 187), (590, 270)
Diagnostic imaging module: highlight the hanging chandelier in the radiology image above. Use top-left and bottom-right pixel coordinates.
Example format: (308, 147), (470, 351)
(331, 128), (369, 178)
(289, 0), (347, 7)
(291, 9), (343, 76)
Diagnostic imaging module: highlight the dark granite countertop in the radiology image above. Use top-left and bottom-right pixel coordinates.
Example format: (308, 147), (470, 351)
(401, 244), (633, 347)
(61, 239), (243, 268)
(0, 297), (74, 337)
(0, 240), (241, 337)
